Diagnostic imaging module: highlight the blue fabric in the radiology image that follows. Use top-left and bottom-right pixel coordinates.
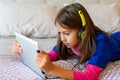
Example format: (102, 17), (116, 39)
(110, 32), (120, 61)
(52, 45), (57, 53)
(52, 32), (120, 69)
(88, 31), (120, 68)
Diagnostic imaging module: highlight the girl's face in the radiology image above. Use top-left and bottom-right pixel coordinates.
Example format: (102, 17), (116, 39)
(56, 22), (80, 48)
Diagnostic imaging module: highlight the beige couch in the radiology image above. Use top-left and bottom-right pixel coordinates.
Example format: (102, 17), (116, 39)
(0, 2), (120, 80)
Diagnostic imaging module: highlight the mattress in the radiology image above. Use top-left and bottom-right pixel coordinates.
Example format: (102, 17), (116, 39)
(0, 37), (120, 80)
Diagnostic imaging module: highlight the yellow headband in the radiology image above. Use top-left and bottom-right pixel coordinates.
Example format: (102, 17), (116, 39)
(78, 10), (86, 27)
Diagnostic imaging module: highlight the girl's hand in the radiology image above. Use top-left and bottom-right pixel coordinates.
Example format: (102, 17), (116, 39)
(36, 50), (73, 79)
(35, 50), (53, 73)
(11, 40), (22, 55)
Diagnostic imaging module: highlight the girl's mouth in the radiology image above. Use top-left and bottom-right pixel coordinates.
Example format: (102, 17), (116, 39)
(64, 43), (69, 46)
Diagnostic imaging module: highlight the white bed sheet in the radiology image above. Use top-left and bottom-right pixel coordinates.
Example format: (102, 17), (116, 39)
(0, 55), (43, 80)
(0, 37), (120, 80)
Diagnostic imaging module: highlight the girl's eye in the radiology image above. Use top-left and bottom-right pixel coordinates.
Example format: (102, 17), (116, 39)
(58, 32), (70, 35)
(64, 32), (70, 35)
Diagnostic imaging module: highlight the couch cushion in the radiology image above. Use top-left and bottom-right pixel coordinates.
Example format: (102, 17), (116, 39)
(0, 3), (57, 38)
(84, 3), (120, 33)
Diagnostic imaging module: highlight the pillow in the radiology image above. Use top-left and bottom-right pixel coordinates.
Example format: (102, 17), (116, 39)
(83, 3), (120, 33)
(0, 3), (57, 38)
(46, 0), (74, 12)
(75, 0), (99, 4)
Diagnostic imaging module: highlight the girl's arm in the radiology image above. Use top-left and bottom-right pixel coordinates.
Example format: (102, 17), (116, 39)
(46, 64), (102, 80)
(36, 51), (103, 80)
(48, 50), (58, 61)
(73, 64), (103, 80)
(48, 64), (74, 80)
(47, 45), (58, 61)
(36, 50), (73, 79)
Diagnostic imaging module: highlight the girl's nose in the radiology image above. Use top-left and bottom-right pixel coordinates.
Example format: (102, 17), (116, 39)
(61, 34), (66, 42)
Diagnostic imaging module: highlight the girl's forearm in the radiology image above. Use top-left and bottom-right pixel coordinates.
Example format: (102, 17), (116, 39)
(48, 64), (73, 80)
(47, 64), (103, 80)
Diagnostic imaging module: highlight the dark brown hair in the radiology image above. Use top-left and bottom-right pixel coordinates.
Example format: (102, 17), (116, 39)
(55, 3), (107, 64)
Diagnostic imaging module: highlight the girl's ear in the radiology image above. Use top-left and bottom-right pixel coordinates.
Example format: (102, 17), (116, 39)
(77, 27), (85, 40)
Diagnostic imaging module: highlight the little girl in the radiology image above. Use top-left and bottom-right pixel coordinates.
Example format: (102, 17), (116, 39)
(12, 3), (120, 80)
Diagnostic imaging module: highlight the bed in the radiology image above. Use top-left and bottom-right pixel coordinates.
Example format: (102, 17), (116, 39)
(0, 0), (120, 80)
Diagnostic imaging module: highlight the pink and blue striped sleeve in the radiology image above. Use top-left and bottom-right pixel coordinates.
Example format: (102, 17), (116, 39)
(73, 64), (103, 80)
(48, 46), (58, 61)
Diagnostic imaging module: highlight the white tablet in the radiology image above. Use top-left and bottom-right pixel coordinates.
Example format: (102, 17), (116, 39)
(15, 32), (45, 79)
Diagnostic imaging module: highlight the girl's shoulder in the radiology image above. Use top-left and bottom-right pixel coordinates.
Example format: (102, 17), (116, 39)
(96, 31), (120, 41)
(95, 32), (107, 40)
(110, 31), (120, 38)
